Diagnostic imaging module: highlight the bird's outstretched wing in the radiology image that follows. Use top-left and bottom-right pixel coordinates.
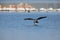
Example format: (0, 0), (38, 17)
(37, 16), (47, 20)
(24, 18), (34, 20)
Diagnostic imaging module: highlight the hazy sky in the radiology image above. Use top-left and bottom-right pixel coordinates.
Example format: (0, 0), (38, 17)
(0, 0), (60, 3)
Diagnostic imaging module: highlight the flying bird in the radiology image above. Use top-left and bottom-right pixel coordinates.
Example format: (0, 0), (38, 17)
(24, 16), (47, 26)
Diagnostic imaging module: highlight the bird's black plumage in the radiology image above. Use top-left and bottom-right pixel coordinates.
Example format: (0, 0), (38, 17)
(24, 16), (47, 20)
(37, 16), (47, 20)
(24, 18), (34, 20)
(24, 16), (47, 26)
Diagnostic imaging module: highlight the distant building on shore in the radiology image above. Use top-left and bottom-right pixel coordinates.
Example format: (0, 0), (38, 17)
(0, 3), (60, 12)
(17, 3), (25, 12)
(2, 4), (16, 12)
(8, 5), (16, 11)
(16, 3), (37, 12)
(25, 3), (32, 11)
(40, 8), (47, 12)
(47, 8), (54, 12)
(0, 5), (2, 11)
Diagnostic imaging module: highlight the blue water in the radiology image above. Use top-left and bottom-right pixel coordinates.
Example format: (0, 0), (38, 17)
(0, 12), (60, 40)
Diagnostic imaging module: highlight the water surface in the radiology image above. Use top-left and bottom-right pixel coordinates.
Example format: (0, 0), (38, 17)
(0, 12), (60, 40)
